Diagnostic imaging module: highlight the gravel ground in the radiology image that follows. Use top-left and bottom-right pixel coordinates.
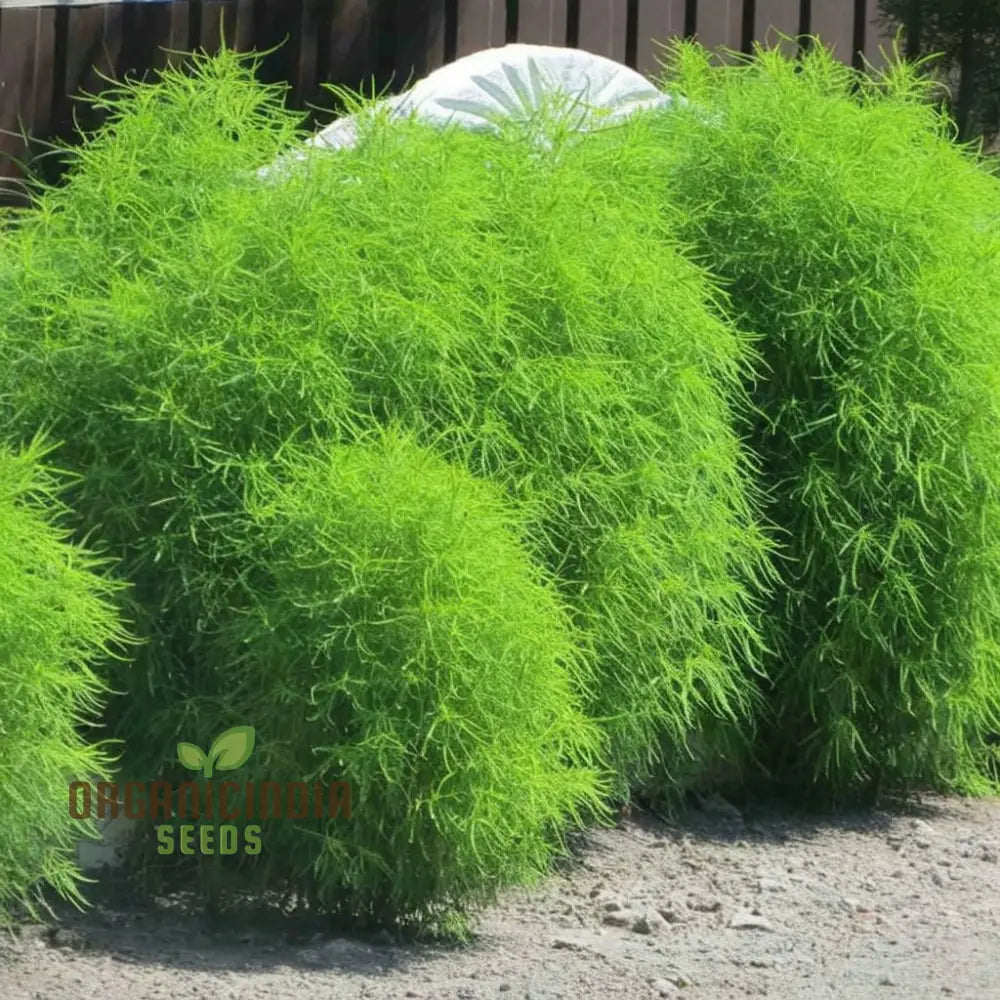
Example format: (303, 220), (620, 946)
(2, 794), (998, 1000)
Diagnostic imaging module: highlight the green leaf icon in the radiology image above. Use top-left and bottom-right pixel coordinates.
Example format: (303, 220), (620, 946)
(177, 741), (207, 772)
(176, 726), (255, 778)
(207, 725), (256, 777)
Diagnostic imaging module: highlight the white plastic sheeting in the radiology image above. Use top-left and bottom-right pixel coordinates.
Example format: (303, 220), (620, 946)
(310, 44), (682, 151)
(260, 44), (685, 179)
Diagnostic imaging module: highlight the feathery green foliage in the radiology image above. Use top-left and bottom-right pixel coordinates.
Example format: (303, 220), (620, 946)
(878, 0), (1000, 144)
(0, 437), (127, 923)
(0, 49), (773, 818)
(653, 39), (1000, 799)
(180, 428), (608, 934)
(0, 53), (322, 775)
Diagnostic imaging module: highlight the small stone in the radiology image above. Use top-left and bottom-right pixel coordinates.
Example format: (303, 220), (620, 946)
(657, 903), (687, 924)
(552, 936), (582, 950)
(651, 979), (679, 997)
(632, 910), (667, 935)
(749, 957), (775, 968)
(602, 911), (632, 928)
(602, 900), (625, 912)
(729, 911), (773, 931)
(879, 976), (897, 987)
(758, 878), (785, 893)
(50, 928), (85, 950)
(687, 895), (722, 913)
(700, 793), (744, 823)
(499, 985), (512, 994)
(16, 924), (49, 946)
(931, 871), (945, 888)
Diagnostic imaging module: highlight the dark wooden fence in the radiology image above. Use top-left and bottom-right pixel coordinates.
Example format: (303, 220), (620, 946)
(0, 1), (894, 182)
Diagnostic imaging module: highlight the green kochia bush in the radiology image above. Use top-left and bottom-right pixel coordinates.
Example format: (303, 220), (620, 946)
(0, 54), (338, 777)
(196, 428), (608, 933)
(654, 40), (1000, 799)
(0, 49), (773, 814)
(0, 437), (127, 922)
(232, 94), (773, 802)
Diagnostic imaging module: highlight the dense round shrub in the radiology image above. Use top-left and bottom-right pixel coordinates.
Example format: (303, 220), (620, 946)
(185, 428), (607, 934)
(0, 48), (771, 837)
(0, 53), (332, 778)
(0, 437), (127, 922)
(652, 40), (1000, 799)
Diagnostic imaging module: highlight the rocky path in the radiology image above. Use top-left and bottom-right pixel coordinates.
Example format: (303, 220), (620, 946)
(2, 795), (998, 1000)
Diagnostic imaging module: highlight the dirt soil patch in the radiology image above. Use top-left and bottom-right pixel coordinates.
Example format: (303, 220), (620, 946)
(2, 794), (998, 1000)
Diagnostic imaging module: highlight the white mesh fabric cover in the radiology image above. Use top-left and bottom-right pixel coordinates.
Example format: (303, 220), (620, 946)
(307, 44), (680, 152)
(257, 44), (684, 181)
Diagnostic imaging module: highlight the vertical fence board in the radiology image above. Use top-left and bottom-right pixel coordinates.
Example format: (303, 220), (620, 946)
(694, 0), (743, 56)
(425, 0), (449, 73)
(636, 0), (686, 79)
(328, 0), (375, 92)
(247, 1), (297, 97)
(809, 1), (854, 62)
(864, 0), (895, 69)
(66, 6), (118, 104)
(754, 0), (800, 55)
(65, 8), (105, 100)
(455, 0), (505, 58)
(0, 10), (43, 174)
(120, 4), (173, 80)
(231, 0), (255, 51)
(577, 0), (629, 62)
(517, 0), (568, 45)
(31, 9), (56, 140)
(199, 1), (228, 53)
(103, 4), (125, 77)
(296, 0), (322, 102)
(199, 0), (245, 54)
(57, 4), (136, 150)
(158, 1), (191, 67)
(393, 0), (447, 84)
